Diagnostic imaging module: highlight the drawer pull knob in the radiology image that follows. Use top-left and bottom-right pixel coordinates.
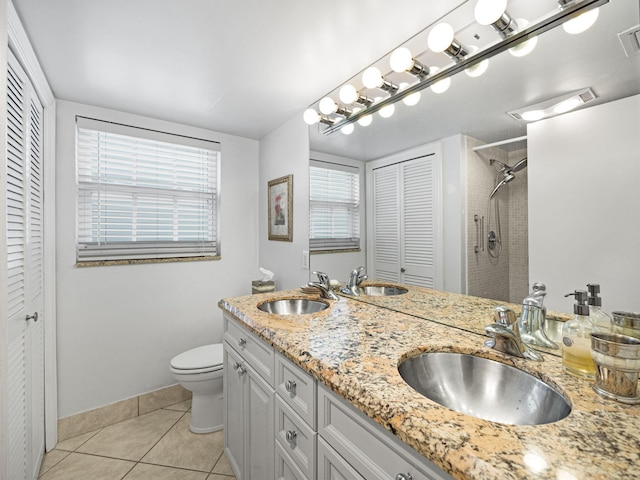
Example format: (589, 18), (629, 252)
(285, 380), (297, 393)
(237, 366), (247, 376)
(25, 312), (39, 322)
(396, 474), (413, 480)
(238, 338), (247, 347)
(285, 430), (297, 444)
(233, 362), (241, 370)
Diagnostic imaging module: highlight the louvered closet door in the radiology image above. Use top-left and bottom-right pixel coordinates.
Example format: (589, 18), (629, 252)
(6, 51), (45, 480)
(371, 155), (436, 288)
(400, 157), (435, 288)
(372, 165), (401, 282)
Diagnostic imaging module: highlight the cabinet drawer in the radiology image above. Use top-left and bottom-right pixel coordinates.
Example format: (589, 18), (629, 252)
(276, 442), (309, 480)
(276, 395), (316, 480)
(318, 385), (453, 480)
(276, 353), (316, 428)
(224, 314), (275, 387)
(317, 437), (364, 480)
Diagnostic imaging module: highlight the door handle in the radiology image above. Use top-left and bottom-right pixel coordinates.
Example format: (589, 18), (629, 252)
(400, 268), (406, 273)
(25, 312), (39, 322)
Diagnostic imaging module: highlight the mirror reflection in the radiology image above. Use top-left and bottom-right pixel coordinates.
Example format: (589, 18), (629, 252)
(309, 0), (640, 308)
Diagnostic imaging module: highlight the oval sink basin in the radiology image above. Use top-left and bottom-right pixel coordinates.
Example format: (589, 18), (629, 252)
(257, 298), (329, 315)
(398, 352), (571, 425)
(359, 285), (408, 296)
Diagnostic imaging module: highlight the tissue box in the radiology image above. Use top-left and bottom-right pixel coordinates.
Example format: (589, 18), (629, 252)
(252, 280), (275, 294)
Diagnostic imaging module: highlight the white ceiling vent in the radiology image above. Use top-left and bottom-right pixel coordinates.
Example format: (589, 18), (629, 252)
(618, 25), (640, 58)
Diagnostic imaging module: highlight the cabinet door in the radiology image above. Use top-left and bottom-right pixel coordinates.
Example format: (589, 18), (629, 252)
(223, 345), (245, 479)
(6, 49), (45, 480)
(371, 155), (438, 288)
(317, 437), (364, 480)
(244, 363), (275, 480)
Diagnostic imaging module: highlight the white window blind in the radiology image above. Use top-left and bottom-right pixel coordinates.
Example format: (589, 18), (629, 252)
(309, 160), (360, 251)
(76, 117), (221, 262)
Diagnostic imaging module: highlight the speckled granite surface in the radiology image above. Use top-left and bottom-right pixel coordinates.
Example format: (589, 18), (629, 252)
(219, 287), (639, 480)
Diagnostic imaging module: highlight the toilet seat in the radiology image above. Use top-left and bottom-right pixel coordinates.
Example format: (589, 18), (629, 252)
(170, 344), (223, 375)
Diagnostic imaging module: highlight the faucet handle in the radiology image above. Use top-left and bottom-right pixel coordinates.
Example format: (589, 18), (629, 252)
(493, 306), (517, 326)
(312, 271), (329, 287)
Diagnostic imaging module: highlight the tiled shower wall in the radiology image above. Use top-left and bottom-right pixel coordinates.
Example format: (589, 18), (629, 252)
(465, 137), (528, 303)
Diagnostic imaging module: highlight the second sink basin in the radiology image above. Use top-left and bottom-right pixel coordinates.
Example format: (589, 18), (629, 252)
(359, 285), (408, 296)
(257, 298), (329, 315)
(398, 352), (571, 425)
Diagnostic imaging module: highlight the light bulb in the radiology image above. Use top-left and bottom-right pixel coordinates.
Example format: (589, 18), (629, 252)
(428, 23), (455, 53)
(379, 104), (395, 118)
(339, 84), (358, 104)
(553, 97), (582, 114)
(399, 82), (420, 106)
(509, 19), (538, 57)
(319, 97), (337, 115)
(341, 123), (355, 135)
(303, 108), (319, 125)
(521, 110), (545, 121)
(362, 67), (383, 89)
(464, 45), (489, 77)
(390, 47), (414, 73)
(474, 0), (508, 26)
(563, 8), (599, 35)
(358, 114), (373, 127)
(429, 67), (451, 94)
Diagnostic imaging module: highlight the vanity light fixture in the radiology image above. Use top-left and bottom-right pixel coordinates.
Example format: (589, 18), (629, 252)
(339, 84), (373, 107)
(318, 97), (352, 117)
(427, 23), (469, 62)
(362, 66), (399, 94)
(474, 0), (537, 57)
(464, 46), (490, 77)
(390, 47), (430, 78)
(309, 0), (608, 135)
(507, 87), (597, 121)
(303, 108), (336, 126)
(558, 0), (600, 34)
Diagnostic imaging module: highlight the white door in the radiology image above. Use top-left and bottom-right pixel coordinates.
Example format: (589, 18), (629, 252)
(6, 51), (45, 480)
(370, 153), (439, 288)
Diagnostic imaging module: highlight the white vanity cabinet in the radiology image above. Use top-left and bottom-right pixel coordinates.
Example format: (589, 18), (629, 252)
(275, 353), (318, 480)
(223, 315), (275, 480)
(223, 312), (452, 480)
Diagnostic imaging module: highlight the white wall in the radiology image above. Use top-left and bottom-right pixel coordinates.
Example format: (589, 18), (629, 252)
(55, 101), (260, 418)
(528, 94), (640, 314)
(258, 114), (310, 291)
(309, 151), (366, 283)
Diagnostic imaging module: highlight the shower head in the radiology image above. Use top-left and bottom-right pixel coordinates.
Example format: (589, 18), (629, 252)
(509, 157), (527, 173)
(490, 173), (516, 199)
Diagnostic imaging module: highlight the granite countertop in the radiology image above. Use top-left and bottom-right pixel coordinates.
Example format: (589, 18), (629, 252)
(218, 286), (640, 480)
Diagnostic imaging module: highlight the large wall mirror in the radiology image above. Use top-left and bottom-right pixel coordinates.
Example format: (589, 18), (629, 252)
(308, 0), (639, 308)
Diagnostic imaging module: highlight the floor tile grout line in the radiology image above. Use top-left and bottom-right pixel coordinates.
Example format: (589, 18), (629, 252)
(210, 449), (225, 474)
(136, 409), (190, 463)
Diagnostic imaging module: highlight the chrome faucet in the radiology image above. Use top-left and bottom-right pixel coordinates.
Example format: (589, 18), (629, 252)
(518, 282), (558, 349)
(341, 266), (368, 296)
(485, 306), (543, 361)
(308, 271), (338, 300)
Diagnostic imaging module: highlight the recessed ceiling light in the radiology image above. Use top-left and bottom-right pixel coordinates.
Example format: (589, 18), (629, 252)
(507, 88), (596, 122)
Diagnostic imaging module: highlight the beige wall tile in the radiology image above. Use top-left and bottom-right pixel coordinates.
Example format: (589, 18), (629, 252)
(139, 385), (191, 415)
(58, 397), (138, 442)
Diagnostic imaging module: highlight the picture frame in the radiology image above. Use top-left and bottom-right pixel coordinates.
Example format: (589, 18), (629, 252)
(268, 174), (293, 241)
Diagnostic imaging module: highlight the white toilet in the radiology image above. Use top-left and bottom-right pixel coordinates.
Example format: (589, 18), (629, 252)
(170, 343), (224, 434)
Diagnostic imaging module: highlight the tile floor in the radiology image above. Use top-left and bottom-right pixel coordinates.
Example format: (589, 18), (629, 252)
(39, 400), (237, 480)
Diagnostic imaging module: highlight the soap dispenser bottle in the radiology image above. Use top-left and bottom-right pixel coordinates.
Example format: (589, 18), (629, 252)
(587, 283), (613, 333)
(561, 290), (595, 379)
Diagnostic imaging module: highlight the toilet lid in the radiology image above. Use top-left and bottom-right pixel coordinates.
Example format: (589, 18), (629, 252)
(170, 344), (223, 371)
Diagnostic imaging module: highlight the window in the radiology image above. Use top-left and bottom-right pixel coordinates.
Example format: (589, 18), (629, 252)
(76, 117), (220, 262)
(309, 160), (360, 252)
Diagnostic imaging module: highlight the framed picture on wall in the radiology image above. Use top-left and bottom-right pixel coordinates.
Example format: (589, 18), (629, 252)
(268, 174), (293, 241)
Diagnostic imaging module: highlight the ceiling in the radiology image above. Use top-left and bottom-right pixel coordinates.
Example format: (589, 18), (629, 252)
(11, 0), (465, 140)
(11, 0), (640, 152)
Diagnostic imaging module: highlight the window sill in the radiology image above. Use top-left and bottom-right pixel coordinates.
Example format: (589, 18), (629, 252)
(310, 248), (361, 255)
(76, 255), (220, 267)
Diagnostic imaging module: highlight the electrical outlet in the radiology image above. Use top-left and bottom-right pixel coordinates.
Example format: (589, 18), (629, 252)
(302, 250), (309, 270)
